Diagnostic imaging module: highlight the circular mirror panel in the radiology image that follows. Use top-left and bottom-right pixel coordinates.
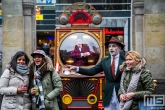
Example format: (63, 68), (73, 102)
(59, 32), (100, 66)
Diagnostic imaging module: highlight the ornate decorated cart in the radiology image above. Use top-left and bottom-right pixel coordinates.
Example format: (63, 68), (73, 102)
(54, 2), (106, 110)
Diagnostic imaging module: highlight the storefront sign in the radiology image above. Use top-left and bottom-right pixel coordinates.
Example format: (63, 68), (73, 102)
(105, 28), (124, 35)
(36, 14), (43, 20)
(46, 0), (52, 4)
(0, 10), (2, 19)
(69, 10), (91, 24)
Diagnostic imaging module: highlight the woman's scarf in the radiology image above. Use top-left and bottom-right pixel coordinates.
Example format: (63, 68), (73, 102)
(119, 65), (142, 110)
(32, 65), (45, 110)
(16, 64), (29, 75)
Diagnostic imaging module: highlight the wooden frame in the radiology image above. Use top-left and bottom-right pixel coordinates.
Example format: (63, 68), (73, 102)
(54, 28), (104, 68)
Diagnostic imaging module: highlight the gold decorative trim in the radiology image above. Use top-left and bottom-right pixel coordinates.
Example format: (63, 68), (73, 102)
(62, 78), (70, 81)
(100, 42), (102, 46)
(89, 78), (98, 81)
(87, 94), (97, 105)
(62, 94), (72, 105)
(60, 32), (66, 39)
(84, 30), (88, 32)
(57, 42), (59, 47)
(100, 79), (103, 100)
(71, 30), (75, 32)
(93, 32), (100, 38)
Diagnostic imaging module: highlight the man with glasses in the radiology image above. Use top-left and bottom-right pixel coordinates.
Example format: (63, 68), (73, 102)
(65, 37), (125, 110)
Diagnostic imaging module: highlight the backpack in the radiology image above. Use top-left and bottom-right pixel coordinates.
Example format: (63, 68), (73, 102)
(50, 71), (62, 110)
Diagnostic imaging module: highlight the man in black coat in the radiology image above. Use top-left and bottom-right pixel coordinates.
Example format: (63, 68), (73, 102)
(65, 37), (125, 110)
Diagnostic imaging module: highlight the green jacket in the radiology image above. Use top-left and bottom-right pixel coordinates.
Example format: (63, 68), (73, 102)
(79, 55), (125, 107)
(29, 56), (63, 110)
(118, 58), (154, 110)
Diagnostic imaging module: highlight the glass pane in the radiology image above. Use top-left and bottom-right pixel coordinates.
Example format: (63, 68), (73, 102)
(36, 20), (55, 25)
(98, 11), (131, 17)
(59, 32), (100, 66)
(86, 0), (106, 3)
(56, 0), (83, 3)
(36, 25), (55, 30)
(55, 5), (70, 10)
(106, 0), (131, 3)
(93, 4), (131, 10)
(40, 10), (55, 14)
(43, 15), (55, 19)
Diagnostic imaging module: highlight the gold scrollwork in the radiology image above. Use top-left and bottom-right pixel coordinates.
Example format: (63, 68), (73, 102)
(60, 32), (66, 39)
(89, 78), (98, 81)
(62, 78), (70, 81)
(93, 32), (100, 38)
(57, 42), (59, 46)
(100, 42), (102, 46)
(84, 30), (88, 32)
(71, 30), (75, 32)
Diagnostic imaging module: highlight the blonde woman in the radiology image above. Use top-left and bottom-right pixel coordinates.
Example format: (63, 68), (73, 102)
(118, 50), (154, 110)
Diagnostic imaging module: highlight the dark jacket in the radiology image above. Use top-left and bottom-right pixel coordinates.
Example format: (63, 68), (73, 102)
(78, 55), (125, 107)
(118, 58), (154, 110)
(29, 56), (63, 110)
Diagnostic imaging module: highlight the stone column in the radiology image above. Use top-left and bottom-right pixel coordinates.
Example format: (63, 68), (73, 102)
(2, 0), (24, 70)
(143, 0), (165, 79)
(23, 0), (35, 58)
(2, 0), (35, 71)
(133, 2), (144, 56)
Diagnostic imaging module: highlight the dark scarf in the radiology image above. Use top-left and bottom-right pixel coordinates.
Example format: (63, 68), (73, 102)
(16, 64), (29, 75)
(32, 63), (46, 110)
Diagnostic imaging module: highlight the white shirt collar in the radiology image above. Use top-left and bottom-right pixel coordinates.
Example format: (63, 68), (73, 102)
(111, 54), (119, 59)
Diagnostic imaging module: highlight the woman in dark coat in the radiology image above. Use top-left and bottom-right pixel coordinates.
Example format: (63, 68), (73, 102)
(29, 50), (63, 110)
(118, 50), (154, 110)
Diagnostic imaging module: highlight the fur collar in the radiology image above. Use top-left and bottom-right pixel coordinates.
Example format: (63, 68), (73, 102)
(119, 57), (146, 73)
(30, 55), (54, 74)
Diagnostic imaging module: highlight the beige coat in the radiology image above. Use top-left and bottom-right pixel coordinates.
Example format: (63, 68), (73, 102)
(0, 68), (31, 110)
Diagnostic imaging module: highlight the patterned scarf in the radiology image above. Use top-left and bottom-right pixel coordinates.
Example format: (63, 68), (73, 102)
(119, 67), (142, 110)
(32, 63), (46, 110)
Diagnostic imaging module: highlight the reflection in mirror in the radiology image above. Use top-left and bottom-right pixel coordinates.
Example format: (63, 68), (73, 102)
(60, 32), (100, 66)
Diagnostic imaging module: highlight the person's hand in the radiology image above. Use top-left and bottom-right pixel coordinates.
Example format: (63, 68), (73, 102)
(83, 53), (87, 57)
(17, 87), (27, 93)
(125, 92), (135, 101)
(120, 94), (127, 102)
(30, 87), (36, 95)
(64, 65), (78, 71)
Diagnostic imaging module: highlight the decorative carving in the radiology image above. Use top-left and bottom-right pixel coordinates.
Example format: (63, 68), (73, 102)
(60, 32), (66, 39)
(89, 78), (98, 81)
(100, 42), (102, 46)
(62, 78), (70, 81)
(57, 42), (59, 46)
(93, 32), (100, 38)
(71, 30), (75, 32)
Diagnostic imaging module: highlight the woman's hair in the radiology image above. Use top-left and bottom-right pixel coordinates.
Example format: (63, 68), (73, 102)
(10, 51), (30, 72)
(126, 50), (141, 62)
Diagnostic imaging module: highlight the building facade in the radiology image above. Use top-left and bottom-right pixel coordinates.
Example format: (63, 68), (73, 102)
(1, 0), (165, 79)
